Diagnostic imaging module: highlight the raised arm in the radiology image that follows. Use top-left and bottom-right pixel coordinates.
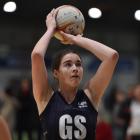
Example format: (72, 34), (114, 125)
(59, 32), (119, 110)
(31, 9), (57, 114)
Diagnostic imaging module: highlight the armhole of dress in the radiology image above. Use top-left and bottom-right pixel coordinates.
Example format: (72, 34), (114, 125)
(39, 91), (56, 117)
(82, 89), (98, 113)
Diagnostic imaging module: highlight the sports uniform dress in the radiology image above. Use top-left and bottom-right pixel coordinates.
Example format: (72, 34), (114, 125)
(40, 89), (98, 140)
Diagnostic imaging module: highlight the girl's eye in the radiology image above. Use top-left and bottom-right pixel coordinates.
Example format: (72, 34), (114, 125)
(76, 62), (82, 67)
(65, 63), (72, 67)
(64, 61), (82, 67)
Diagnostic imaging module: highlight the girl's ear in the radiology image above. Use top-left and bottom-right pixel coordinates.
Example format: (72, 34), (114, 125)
(53, 69), (58, 79)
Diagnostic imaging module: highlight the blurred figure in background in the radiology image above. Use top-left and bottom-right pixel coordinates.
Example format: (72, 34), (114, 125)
(16, 78), (41, 140)
(126, 84), (140, 140)
(103, 87), (126, 140)
(96, 118), (114, 140)
(0, 116), (12, 140)
(111, 89), (126, 140)
(104, 87), (118, 114)
(96, 103), (114, 140)
(0, 86), (18, 138)
(117, 85), (134, 140)
(16, 78), (34, 140)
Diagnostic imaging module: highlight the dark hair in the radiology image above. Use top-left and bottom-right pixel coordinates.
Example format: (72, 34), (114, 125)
(51, 49), (81, 71)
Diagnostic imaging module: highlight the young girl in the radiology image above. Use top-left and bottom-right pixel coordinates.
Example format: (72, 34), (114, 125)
(31, 9), (119, 140)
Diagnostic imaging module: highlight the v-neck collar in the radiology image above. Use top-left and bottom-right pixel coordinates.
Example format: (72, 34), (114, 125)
(58, 90), (79, 105)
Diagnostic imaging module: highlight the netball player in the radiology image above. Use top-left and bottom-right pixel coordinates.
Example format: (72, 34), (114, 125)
(31, 9), (119, 140)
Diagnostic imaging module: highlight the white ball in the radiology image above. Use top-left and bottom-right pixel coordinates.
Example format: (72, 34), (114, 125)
(54, 5), (85, 41)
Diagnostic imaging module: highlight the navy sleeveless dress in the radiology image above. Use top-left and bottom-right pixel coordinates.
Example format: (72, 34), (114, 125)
(39, 89), (98, 140)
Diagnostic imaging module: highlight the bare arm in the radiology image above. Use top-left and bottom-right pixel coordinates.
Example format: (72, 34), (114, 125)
(59, 32), (119, 110)
(0, 116), (11, 140)
(31, 9), (57, 114)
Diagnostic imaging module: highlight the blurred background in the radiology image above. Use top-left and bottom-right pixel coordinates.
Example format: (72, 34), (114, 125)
(0, 0), (140, 140)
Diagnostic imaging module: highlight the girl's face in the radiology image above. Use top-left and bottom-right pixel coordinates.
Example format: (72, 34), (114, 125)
(54, 53), (83, 88)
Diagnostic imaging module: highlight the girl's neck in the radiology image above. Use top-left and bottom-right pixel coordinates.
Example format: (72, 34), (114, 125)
(58, 87), (78, 104)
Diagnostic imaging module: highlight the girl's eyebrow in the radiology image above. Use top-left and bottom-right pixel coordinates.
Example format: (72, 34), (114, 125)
(63, 59), (81, 64)
(63, 60), (72, 64)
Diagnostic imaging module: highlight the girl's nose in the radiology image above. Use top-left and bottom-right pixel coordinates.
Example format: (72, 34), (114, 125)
(72, 64), (78, 72)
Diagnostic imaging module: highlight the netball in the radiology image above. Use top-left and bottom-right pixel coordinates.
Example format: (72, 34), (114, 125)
(54, 5), (85, 41)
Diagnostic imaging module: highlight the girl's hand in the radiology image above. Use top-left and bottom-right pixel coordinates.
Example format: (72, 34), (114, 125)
(46, 9), (58, 31)
(59, 31), (82, 45)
